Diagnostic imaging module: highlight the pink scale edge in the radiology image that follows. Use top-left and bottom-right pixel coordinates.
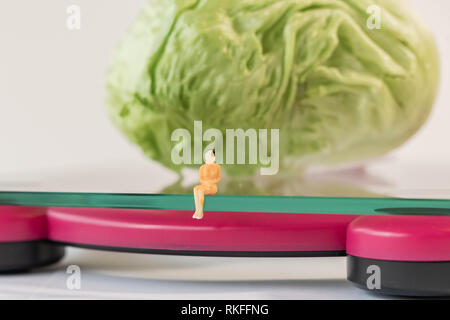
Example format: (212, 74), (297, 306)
(0, 206), (48, 242)
(347, 215), (450, 262)
(8, 206), (450, 260)
(46, 207), (356, 252)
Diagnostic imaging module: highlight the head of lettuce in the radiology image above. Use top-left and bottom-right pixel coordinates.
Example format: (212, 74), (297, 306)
(106, 0), (439, 176)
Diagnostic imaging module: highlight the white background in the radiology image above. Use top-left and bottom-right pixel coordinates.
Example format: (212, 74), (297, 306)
(0, 0), (449, 176)
(0, 0), (448, 299)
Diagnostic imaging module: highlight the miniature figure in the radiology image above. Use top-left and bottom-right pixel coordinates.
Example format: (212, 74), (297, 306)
(193, 149), (221, 219)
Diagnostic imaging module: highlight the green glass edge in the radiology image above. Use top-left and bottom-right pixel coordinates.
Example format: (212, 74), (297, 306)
(0, 192), (450, 216)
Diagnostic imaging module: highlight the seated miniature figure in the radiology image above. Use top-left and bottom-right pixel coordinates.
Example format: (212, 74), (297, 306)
(193, 149), (221, 219)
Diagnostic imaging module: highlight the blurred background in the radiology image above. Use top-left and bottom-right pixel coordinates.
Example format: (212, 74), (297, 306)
(0, 0), (449, 197)
(0, 0), (449, 300)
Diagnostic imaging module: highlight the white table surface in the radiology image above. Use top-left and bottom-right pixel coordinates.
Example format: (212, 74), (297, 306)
(0, 247), (396, 300)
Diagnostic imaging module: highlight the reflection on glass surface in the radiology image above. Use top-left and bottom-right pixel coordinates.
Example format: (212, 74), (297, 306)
(1, 156), (449, 198)
(0, 157), (450, 215)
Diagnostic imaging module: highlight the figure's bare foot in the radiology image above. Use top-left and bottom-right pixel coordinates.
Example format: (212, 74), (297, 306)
(192, 211), (204, 219)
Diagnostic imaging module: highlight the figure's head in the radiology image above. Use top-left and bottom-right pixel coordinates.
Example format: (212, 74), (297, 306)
(205, 149), (216, 164)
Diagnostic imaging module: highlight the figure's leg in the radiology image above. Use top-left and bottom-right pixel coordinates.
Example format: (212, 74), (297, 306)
(197, 189), (205, 218)
(193, 186), (204, 219)
(193, 187), (200, 212)
(199, 190), (205, 210)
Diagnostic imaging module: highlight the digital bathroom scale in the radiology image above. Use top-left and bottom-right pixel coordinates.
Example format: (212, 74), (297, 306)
(1, 159), (450, 296)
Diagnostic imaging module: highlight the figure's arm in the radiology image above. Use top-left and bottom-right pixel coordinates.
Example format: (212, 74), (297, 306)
(212, 166), (221, 184)
(199, 165), (206, 180)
